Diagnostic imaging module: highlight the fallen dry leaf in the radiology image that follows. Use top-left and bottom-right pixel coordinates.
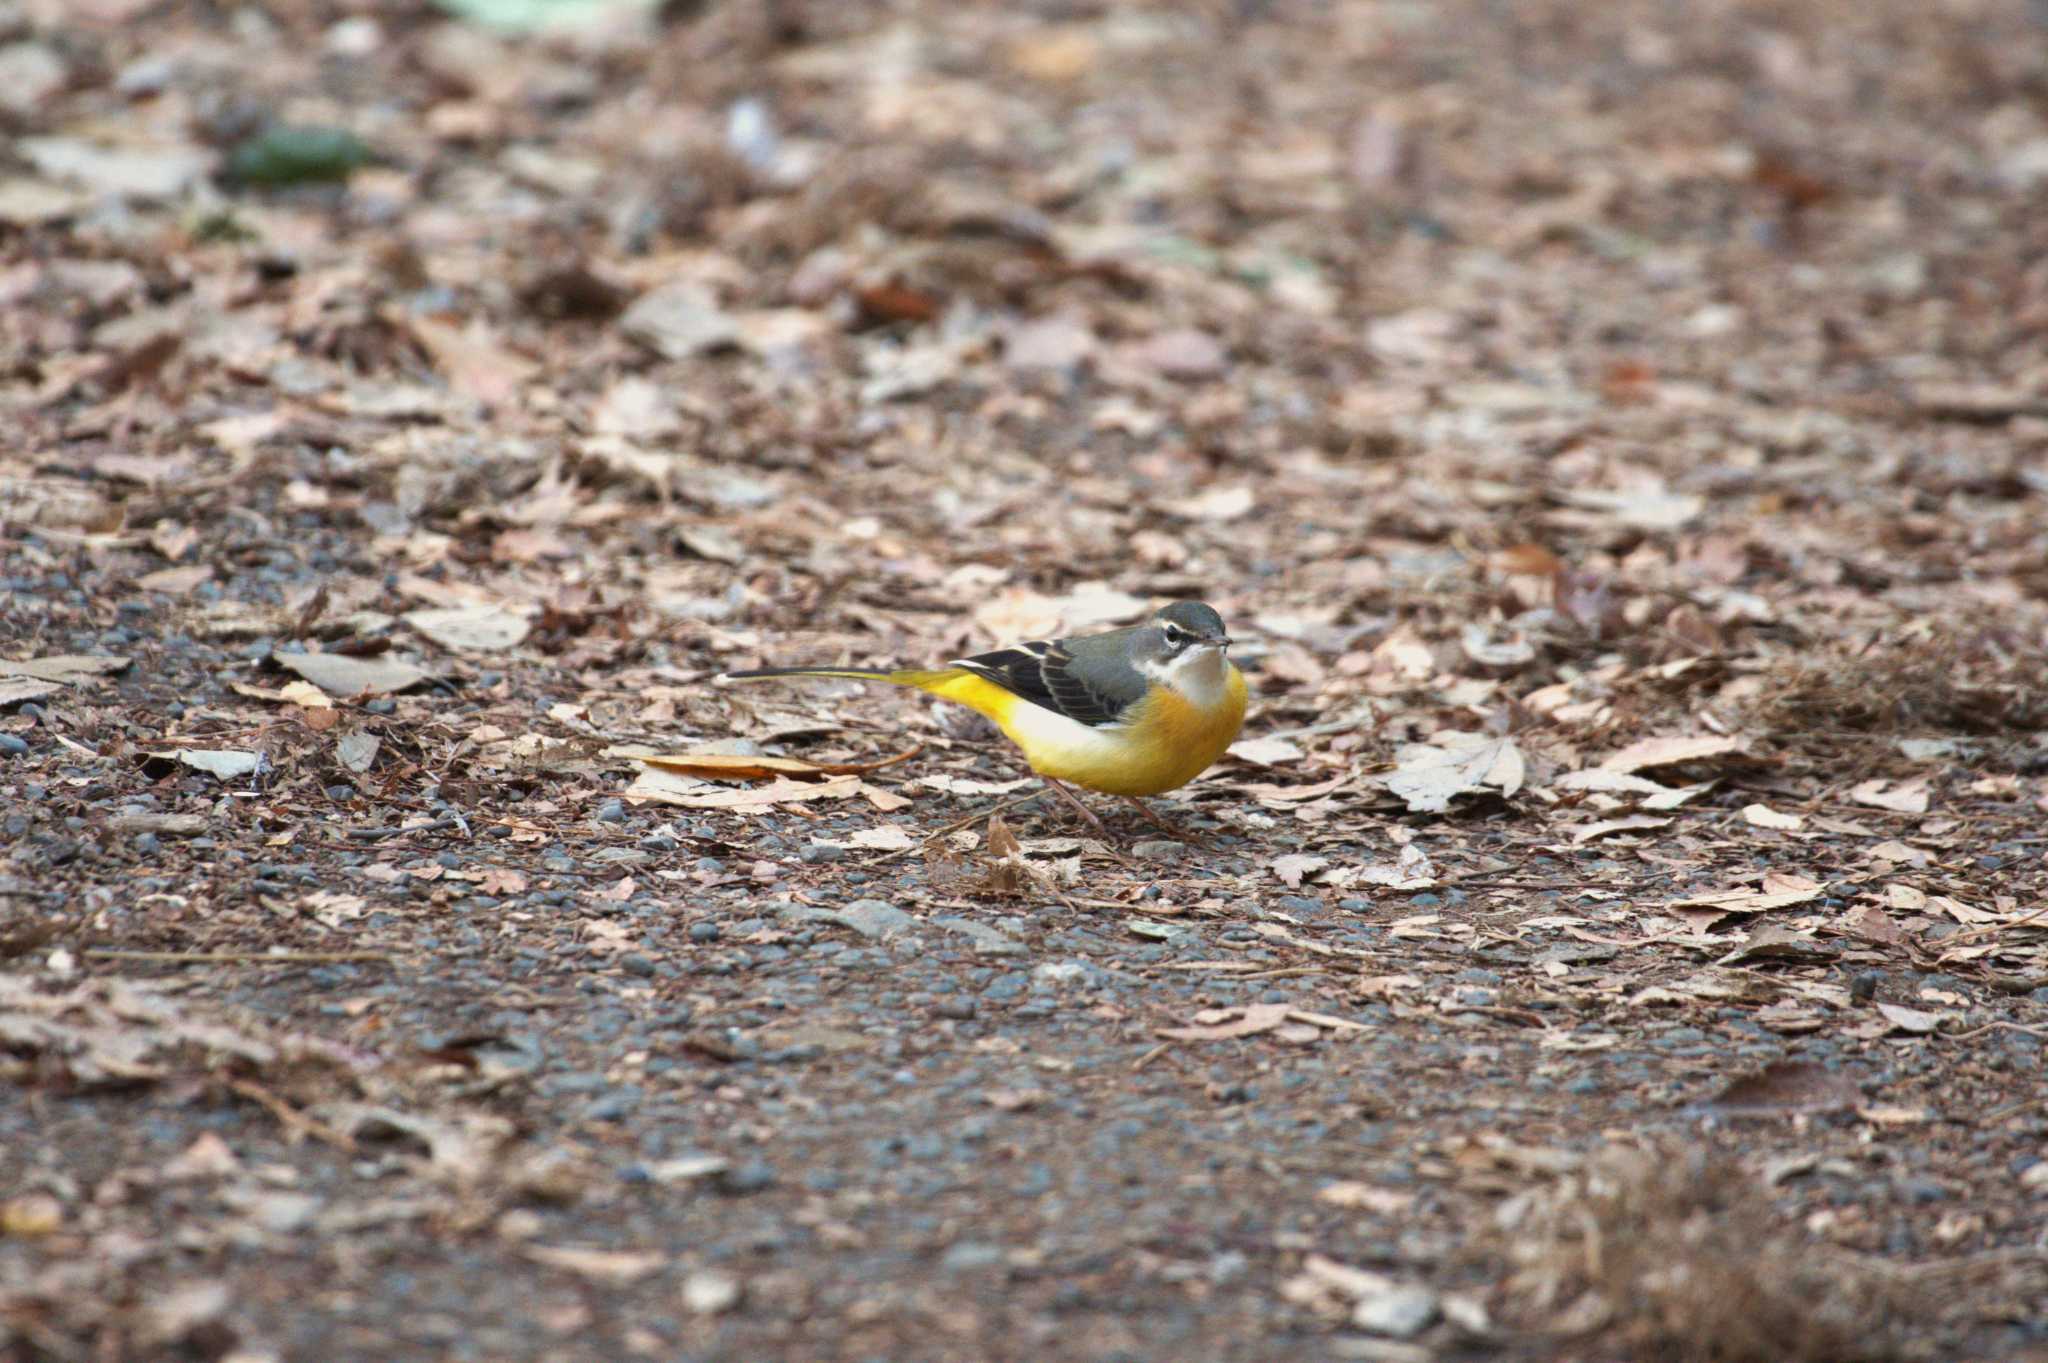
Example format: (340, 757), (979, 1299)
(0, 653), (129, 705)
(626, 770), (863, 810)
(1558, 484), (1705, 531)
(521, 1244), (668, 1285)
(152, 748), (264, 781)
(1669, 873), (1822, 916)
(275, 652), (429, 697)
(1875, 1002), (1942, 1035)
(135, 563), (214, 594)
(1571, 815), (1671, 843)
(1383, 735), (1525, 812)
(1707, 1060), (1861, 1115)
(1314, 1183), (1418, 1215)
(839, 825), (916, 851)
(1598, 735), (1741, 774)
(1227, 735), (1305, 766)
(642, 748), (919, 781)
(1742, 802), (1805, 830)
(1848, 779), (1930, 815)
(1156, 1004), (1365, 1042)
(405, 605), (532, 653)
(1271, 853), (1328, 889)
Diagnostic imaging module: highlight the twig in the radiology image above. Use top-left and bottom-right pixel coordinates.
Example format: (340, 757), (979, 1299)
(1442, 1004), (1554, 1029)
(224, 1076), (359, 1154)
(1943, 1019), (2048, 1042)
(868, 793), (1044, 863)
(1254, 706), (1380, 744)
(1979, 1096), (2047, 1125)
(1938, 901), (2048, 948)
(346, 815), (461, 840)
(84, 948), (395, 965)
(1893, 1245), (2048, 1280)
(1984, 972), (2048, 995)
(1132, 1042), (1172, 1071)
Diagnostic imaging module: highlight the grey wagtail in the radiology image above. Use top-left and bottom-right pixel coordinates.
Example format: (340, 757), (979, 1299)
(721, 602), (1247, 835)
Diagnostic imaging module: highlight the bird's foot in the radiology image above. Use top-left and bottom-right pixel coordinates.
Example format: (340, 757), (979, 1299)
(1039, 778), (1134, 863)
(1121, 796), (1213, 849)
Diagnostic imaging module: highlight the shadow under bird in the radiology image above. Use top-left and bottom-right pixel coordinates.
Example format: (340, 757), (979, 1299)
(720, 601), (1247, 838)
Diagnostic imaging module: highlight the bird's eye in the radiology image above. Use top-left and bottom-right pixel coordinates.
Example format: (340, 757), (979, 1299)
(1162, 624), (1186, 646)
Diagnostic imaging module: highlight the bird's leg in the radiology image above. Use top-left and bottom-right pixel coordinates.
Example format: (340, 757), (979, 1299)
(1039, 776), (1115, 841)
(1121, 796), (1211, 847)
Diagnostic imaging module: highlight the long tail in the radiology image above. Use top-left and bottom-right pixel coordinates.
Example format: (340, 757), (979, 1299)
(721, 665), (1002, 725)
(721, 666), (960, 688)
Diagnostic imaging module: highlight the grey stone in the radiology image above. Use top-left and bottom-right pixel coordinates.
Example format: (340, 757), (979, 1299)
(939, 1241), (1006, 1273)
(936, 917), (1027, 956)
(837, 899), (916, 940)
(1353, 1284), (1439, 1338)
(717, 1161), (776, 1196)
(983, 972), (1030, 1001)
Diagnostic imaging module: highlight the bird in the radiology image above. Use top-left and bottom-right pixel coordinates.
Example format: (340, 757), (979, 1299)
(720, 601), (1247, 839)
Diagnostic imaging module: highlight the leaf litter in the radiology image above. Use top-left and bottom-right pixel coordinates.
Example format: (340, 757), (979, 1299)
(4, 1), (2048, 1360)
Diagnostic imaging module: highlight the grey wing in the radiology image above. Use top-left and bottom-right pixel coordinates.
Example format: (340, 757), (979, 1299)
(952, 638), (1142, 728)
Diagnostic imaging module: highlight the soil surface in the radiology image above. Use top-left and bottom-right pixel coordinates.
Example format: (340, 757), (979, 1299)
(3, 2), (2047, 1360)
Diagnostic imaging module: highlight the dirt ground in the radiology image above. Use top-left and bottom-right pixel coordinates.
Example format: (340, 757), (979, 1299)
(4, 0), (2048, 1359)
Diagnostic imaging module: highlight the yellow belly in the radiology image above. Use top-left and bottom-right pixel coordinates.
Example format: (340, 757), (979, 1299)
(924, 666), (1247, 797)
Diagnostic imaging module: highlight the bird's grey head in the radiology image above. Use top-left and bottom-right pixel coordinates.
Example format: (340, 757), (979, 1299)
(1151, 601), (1230, 656)
(1131, 601), (1232, 700)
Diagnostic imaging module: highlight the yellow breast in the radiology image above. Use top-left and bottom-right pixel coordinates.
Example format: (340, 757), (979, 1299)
(1034, 665), (1248, 797)
(907, 664), (1247, 797)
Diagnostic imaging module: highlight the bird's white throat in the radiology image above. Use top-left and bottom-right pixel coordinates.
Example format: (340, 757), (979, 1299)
(1144, 644), (1230, 708)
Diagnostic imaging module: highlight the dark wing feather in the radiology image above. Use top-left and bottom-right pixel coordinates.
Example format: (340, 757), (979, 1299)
(952, 639), (1134, 728)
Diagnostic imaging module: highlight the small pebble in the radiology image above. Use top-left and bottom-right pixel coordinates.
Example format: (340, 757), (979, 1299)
(688, 922), (721, 944)
(0, 734), (27, 756)
(838, 899), (914, 940)
(982, 972), (1029, 1001)
(717, 1161), (776, 1196)
(593, 798), (628, 823)
(933, 997), (976, 1021)
(1898, 1178), (1947, 1204)
(682, 1270), (742, 1315)
(363, 697), (396, 715)
(939, 1242), (1005, 1273)
(1354, 1284), (1440, 1339)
